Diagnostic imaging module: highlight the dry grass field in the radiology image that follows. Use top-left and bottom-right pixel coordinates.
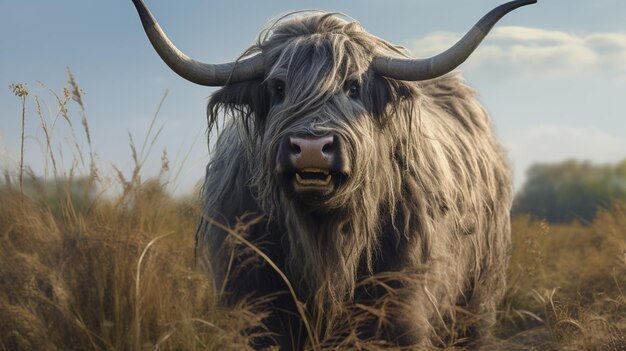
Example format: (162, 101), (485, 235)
(2, 77), (625, 350)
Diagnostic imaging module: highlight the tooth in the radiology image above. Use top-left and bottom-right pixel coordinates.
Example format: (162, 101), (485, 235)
(295, 172), (332, 187)
(301, 168), (330, 175)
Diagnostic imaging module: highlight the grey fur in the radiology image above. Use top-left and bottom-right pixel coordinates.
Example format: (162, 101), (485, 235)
(196, 12), (512, 349)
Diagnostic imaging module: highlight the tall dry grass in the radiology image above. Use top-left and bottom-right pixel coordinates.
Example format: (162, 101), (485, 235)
(2, 73), (626, 350)
(1, 74), (263, 351)
(0, 179), (270, 351)
(497, 206), (626, 350)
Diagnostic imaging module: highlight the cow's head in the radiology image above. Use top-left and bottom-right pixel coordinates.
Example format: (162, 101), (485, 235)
(205, 14), (421, 213)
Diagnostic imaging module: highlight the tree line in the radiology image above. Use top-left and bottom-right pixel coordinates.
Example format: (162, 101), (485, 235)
(513, 159), (626, 223)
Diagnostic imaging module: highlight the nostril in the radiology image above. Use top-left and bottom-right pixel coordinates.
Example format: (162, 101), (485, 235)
(291, 143), (301, 154)
(289, 137), (301, 154)
(322, 142), (335, 155)
(322, 135), (336, 155)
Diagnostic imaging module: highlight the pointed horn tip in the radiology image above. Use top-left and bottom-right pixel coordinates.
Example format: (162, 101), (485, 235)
(474, 0), (537, 34)
(512, 0), (538, 8)
(132, 0), (157, 29)
(502, 0), (538, 12)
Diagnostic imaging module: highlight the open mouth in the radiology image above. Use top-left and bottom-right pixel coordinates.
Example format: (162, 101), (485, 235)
(294, 168), (332, 187)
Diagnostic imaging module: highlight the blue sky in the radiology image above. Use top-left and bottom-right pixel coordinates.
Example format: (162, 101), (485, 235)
(2, 1), (626, 194)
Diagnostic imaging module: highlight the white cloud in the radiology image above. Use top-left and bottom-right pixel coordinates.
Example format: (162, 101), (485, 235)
(503, 124), (626, 189)
(409, 26), (626, 78)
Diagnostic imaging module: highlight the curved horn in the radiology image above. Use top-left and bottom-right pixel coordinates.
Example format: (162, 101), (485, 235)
(372, 0), (536, 81)
(131, 0), (264, 86)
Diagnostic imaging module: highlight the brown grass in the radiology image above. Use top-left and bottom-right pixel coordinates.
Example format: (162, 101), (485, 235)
(496, 207), (626, 350)
(2, 74), (625, 350)
(1, 76), (264, 351)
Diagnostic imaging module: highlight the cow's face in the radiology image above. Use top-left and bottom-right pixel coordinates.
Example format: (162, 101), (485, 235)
(208, 15), (414, 212)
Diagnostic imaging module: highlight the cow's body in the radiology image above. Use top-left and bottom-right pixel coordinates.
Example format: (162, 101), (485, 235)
(197, 70), (511, 349)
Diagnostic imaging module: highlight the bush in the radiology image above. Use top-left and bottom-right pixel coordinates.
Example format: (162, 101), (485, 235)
(513, 159), (626, 223)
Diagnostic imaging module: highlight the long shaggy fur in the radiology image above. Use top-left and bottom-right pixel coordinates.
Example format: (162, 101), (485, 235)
(196, 12), (512, 349)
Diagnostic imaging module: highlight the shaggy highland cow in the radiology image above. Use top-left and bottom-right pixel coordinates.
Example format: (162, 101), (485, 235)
(132, 0), (535, 348)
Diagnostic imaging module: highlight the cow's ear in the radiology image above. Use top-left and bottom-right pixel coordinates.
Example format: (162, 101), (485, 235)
(369, 74), (414, 124)
(207, 79), (270, 133)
